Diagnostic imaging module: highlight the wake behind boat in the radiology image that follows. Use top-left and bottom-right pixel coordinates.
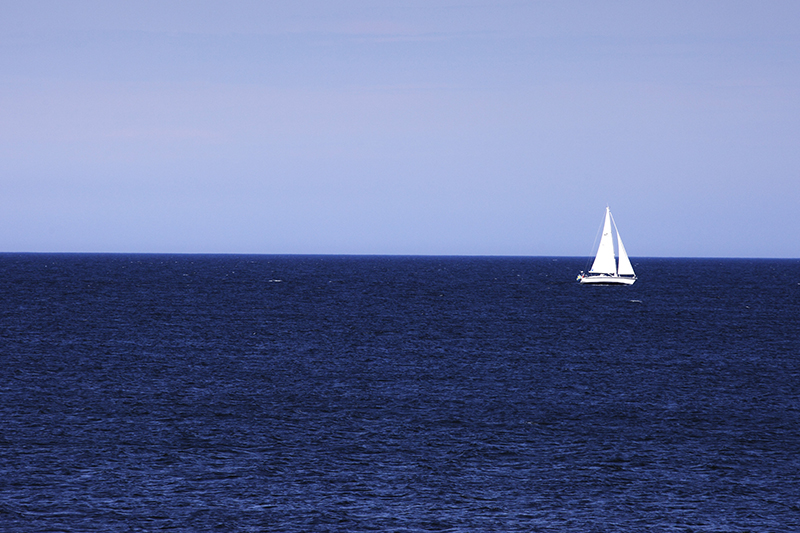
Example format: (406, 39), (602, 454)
(577, 206), (636, 285)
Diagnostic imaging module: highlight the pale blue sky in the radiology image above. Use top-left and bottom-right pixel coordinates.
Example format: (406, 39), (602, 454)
(1, 1), (799, 257)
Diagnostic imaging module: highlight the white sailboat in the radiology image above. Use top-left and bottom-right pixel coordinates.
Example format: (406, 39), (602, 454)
(577, 206), (636, 285)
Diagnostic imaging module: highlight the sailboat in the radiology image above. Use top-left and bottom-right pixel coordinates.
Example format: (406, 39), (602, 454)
(577, 206), (636, 285)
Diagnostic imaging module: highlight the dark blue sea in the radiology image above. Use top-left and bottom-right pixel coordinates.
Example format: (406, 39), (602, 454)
(1, 254), (799, 532)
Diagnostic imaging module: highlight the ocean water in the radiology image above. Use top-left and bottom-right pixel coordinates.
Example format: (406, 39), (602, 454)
(1, 254), (799, 532)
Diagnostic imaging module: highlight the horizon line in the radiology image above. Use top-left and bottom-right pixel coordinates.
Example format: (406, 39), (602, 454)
(1, 251), (798, 261)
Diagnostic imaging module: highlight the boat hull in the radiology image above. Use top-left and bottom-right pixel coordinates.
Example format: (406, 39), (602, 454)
(579, 275), (636, 285)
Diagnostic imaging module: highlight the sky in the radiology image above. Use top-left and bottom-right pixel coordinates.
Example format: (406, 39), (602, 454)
(1, 1), (799, 257)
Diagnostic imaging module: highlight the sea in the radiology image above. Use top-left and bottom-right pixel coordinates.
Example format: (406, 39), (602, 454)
(1, 254), (799, 532)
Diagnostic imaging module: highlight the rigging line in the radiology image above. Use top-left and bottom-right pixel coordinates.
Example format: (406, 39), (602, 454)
(583, 210), (605, 272)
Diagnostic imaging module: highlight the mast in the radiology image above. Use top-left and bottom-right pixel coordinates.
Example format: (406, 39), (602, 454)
(611, 211), (635, 277)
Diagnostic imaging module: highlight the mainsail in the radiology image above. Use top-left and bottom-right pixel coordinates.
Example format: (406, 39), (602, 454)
(589, 208), (617, 275)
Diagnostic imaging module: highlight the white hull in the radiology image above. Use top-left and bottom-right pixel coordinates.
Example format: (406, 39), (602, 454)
(578, 274), (636, 285)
